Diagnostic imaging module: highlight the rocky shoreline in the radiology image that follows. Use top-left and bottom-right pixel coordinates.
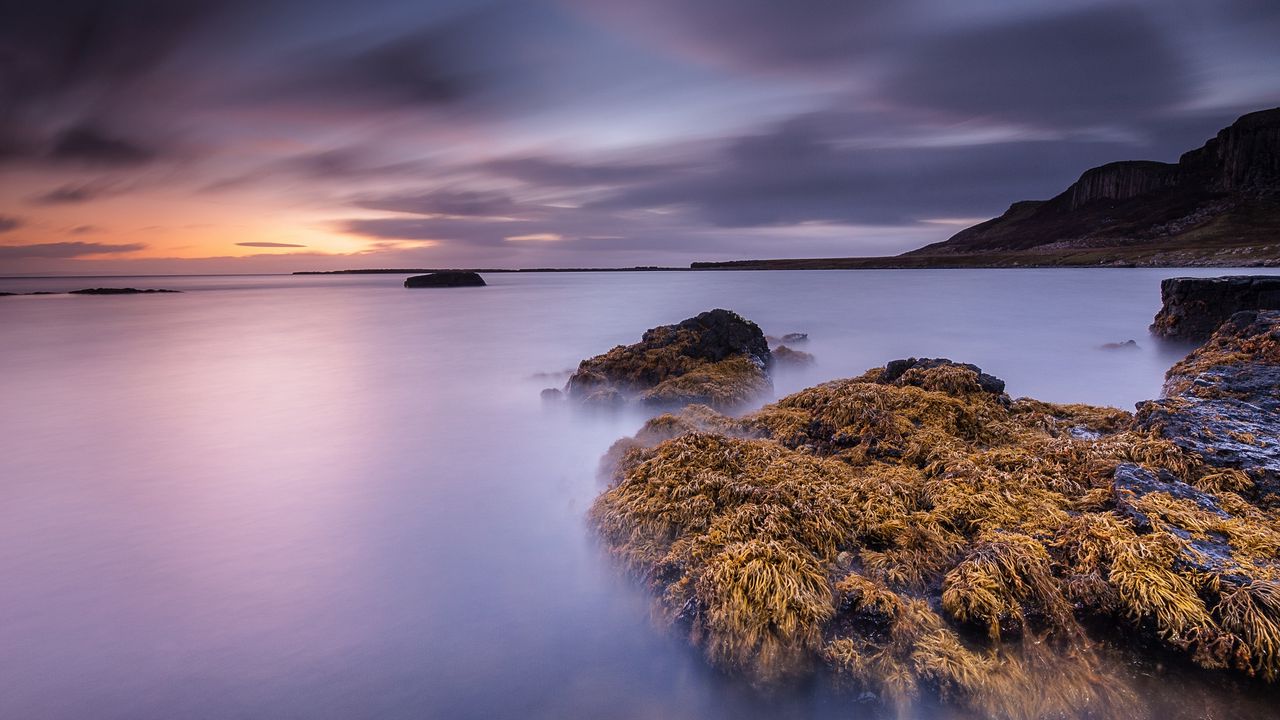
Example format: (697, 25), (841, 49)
(581, 281), (1280, 718)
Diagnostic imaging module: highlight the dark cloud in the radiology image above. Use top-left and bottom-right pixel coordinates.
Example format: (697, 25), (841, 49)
(236, 242), (307, 248)
(571, 0), (904, 73)
(0, 215), (22, 233)
(49, 124), (157, 165)
(883, 6), (1192, 127)
(585, 113), (1138, 227)
(0, 241), (145, 258)
(69, 224), (100, 234)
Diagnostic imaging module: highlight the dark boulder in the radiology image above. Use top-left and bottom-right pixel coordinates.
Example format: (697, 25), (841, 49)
(564, 309), (772, 410)
(404, 271), (486, 288)
(1149, 276), (1280, 341)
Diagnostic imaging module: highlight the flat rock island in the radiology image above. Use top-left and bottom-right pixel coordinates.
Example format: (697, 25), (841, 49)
(403, 271), (486, 288)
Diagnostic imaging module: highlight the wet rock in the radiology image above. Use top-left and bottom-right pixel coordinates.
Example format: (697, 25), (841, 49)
(1150, 276), (1280, 341)
(772, 345), (815, 367)
(1138, 310), (1280, 499)
(404, 271), (486, 288)
(564, 309), (771, 410)
(1100, 339), (1140, 350)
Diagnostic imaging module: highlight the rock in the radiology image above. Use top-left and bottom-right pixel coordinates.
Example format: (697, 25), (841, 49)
(772, 345), (815, 367)
(67, 288), (181, 294)
(564, 309), (771, 410)
(539, 388), (563, 402)
(591, 349), (1280, 710)
(404, 271), (486, 288)
(1112, 463), (1247, 583)
(1150, 276), (1280, 341)
(767, 332), (809, 345)
(875, 357), (1006, 395)
(1099, 339), (1140, 350)
(1137, 310), (1280, 500)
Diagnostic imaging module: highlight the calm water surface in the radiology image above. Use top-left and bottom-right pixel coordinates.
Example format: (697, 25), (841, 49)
(2, 269), (1278, 719)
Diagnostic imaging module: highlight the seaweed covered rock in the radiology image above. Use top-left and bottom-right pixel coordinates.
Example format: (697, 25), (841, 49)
(591, 358), (1280, 717)
(404, 271), (486, 288)
(1150, 276), (1280, 341)
(771, 345), (815, 368)
(1138, 310), (1280, 501)
(564, 309), (772, 410)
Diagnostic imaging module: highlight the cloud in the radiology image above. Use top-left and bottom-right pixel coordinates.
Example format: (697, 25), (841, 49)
(882, 5), (1192, 127)
(354, 189), (522, 217)
(0, 242), (146, 259)
(0, 216), (23, 233)
(49, 125), (157, 166)
(30, 180), (126, 205)
(482, 156), (685, 187)
(235, 242), (307, 248)
(70, 225), (101, 234)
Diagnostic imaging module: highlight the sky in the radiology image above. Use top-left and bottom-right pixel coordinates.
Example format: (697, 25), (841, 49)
(1, 0), (1278, 275)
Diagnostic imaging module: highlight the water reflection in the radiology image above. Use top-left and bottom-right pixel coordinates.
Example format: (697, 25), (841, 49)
(1, 269), (1277, 718)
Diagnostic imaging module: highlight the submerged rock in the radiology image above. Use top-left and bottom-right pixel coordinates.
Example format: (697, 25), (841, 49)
(1100, 339), (1140, 350)
(591, 348), (1280, 716)
(564, 309), (771, 410)
(771, 345), (815, 367)
(404, 271), (486, 288)
(1150, 276), (1280, 341)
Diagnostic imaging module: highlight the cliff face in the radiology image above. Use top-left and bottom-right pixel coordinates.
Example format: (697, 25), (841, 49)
(909, 107), (1280, 259)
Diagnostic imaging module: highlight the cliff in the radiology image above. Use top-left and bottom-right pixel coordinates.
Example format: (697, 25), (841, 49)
(907, 107), (1280, 262)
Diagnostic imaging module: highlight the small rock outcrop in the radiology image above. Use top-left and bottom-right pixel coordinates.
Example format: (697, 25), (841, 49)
(1137, 309), (1280, 500)
(1149, 276), (1280, 341)
(67, 287), (182, 295)
(564, 309), (771, 410)
(404, 271), (486, 288)
(771, 345), (815, 367)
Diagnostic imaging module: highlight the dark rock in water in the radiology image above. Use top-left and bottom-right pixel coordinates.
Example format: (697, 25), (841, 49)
(766, 332), (810, 346)
(772, 345), (815, 367)
(1137, 310), (1280, 500)
(876, 357), (1006, 395)
(1099, 339), (1140, 350)
(540, 388), (563, 402)
(564, 308), (771, 410)
(404, 271), (486, 288)
(67, 288), (181, 295)
(1150, 276), (1280, 341)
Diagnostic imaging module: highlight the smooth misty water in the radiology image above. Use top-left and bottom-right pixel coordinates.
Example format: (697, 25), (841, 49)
(2, 269), (1278, 720)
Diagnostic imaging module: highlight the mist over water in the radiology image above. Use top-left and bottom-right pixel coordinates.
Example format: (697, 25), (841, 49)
(2, 268), (1278, 719)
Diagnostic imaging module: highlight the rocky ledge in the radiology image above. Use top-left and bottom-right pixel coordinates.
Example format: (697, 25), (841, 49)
(403, 271), (486, 288)
(564, 309), (771, 410)
(590, 318), (1280, 717)
(1150, 275), (1280, 341)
